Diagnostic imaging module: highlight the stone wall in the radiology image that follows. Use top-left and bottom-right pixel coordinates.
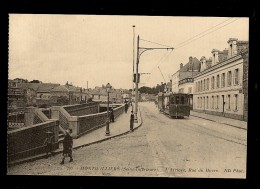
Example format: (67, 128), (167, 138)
(76, 104), (125, 138)
(8, 119), (59, 163)
(63, 102), (99, 116)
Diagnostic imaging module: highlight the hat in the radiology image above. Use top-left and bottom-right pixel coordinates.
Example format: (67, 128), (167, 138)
(65, 129), (70, 134)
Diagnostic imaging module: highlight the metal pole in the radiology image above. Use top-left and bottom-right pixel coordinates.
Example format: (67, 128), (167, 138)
(132, 25), (135, 111)
(134, 35), (139, 122)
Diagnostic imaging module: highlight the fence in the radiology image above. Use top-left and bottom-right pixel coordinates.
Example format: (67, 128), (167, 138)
(8, 119), (59, 163)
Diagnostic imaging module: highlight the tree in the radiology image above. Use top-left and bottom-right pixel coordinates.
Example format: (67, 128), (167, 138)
(29, 80), (41, 83)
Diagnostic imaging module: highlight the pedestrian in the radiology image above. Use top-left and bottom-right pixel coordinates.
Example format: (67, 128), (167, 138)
(130, 110), (134, 131)
(110, 107), (114, 122)
(60, 129), (73, 164)
(125, 103), (129, 113)
(43, 131), (54, 158)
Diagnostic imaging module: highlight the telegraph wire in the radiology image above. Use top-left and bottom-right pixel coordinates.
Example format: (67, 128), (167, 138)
(175, 18), (240, 49)
(144, 17), (241, 85)
(174, 17), (234, 48)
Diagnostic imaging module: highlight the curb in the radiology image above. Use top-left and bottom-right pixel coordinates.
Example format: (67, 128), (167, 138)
(8, 109), (143, 167)
(190, 114), (247, 130)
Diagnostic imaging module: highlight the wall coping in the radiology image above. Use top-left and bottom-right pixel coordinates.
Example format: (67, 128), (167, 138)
(8, 120), (58, 134)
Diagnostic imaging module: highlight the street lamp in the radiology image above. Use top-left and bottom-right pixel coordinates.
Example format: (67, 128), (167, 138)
(105, 83), (112, 136)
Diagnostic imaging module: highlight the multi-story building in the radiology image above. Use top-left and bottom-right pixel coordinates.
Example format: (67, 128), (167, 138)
(171, 70), (179, 93)
(178, 56), (201, 93)
(171, 56), (201, 109)
(8, 79), (26, 108)
(89, 85), (130, 103)
(193, 38), (248, 121)
(50, 82), (88, 105)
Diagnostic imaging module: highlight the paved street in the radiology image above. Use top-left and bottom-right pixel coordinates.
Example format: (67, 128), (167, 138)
(8, 102), (247, 178)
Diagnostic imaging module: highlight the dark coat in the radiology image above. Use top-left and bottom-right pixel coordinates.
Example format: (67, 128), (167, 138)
(63, 133), (73, 154)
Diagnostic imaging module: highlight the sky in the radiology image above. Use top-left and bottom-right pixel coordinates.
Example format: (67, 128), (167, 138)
(9, 14), (249, 89)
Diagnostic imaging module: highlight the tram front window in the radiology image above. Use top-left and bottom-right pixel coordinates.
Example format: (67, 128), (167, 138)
(181, 96), (185, 104)
(171, 97), (175, 104)
(176, 96), (180, 104)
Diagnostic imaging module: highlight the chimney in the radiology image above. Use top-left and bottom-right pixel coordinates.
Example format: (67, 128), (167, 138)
(211, 49), (219, 65)
(189, 56), (193, 71)
(227, 38), (238, 58)
(180, 63), (183, 69)
(200, 56), (206, 72)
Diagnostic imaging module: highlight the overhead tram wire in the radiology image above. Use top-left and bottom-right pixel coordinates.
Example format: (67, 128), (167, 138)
(175, 18), (240, 50)
(143, 50), (172, 83)
(144, 18), (241, 84)
(174, 17), (234, 48)
(140, 38), (173, 48)
(138, 38), (174, 84)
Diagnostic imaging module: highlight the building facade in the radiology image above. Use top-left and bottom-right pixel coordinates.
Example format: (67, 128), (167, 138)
(193, 38), (248, 121)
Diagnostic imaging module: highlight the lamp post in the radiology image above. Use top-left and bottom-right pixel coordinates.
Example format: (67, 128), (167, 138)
(132, 25), (135, 112)
(105, 83), (112, 136)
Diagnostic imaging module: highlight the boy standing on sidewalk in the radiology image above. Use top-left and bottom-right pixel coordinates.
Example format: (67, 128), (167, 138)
(60, 129), (73, 164)
(43, 131), (54, 159)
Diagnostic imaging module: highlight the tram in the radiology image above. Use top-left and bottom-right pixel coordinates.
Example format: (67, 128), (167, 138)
(158, 92), (190, 118)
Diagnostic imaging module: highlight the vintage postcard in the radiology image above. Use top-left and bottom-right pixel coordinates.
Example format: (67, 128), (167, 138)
(7, 14), (248, 178)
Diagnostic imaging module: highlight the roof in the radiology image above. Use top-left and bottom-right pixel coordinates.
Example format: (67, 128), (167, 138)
(51, 85), (81, 93)
(179, 57), (201, 72)
(19, 83), (41, 91)
(37, 83), (60, 93)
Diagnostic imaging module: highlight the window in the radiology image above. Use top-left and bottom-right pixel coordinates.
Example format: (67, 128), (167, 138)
(227, 71), (232, 86)
(212, 96), (214, 109)
(181, 96), (185, 104)
(197, 97), (199, 108)
(211, 76), (215, 89)
(207, 78), (209, 90)
(206, 96), (209, 109)
(216, 75), (220, 88)
(204, 79), (206, 91)
(171, 97), (175, 104)
(201, 97), (202, 108)
(216, 95), (219, 109)
(176, 96), (180, 104)
(221, 73), (225, 88)
(227, 95), (231, 110)
(234, 94), (238, 111)
(234, 69), (239, 85)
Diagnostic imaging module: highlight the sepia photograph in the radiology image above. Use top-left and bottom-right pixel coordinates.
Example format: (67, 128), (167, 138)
(7, 14), (249, 178)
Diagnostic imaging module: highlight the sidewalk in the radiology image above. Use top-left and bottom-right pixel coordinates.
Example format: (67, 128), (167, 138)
(190, 111), (247, 130)
(72, 107), (142, 149)
(9, 107), (142, 166)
